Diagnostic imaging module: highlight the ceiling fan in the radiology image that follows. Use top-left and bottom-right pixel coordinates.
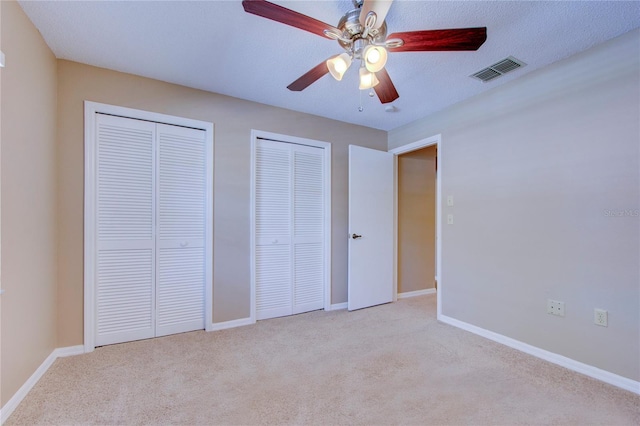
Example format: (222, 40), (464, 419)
(242, 0), (487, 104)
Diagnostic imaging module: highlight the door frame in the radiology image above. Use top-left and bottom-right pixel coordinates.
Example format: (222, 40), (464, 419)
(249, 130), (332, 322)
(84, 101), (214, 352)
(389, 134), (442, 318)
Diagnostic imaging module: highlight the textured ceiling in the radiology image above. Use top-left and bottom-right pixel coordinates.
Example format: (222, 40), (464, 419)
(18, 0), (640, 131)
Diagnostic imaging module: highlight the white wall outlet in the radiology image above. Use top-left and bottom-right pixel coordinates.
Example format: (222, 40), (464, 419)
(547, 299), (565, 317)
(447, 214), (454, 225)
(447, 195), (454, 206)
(594, 309), (608, 327)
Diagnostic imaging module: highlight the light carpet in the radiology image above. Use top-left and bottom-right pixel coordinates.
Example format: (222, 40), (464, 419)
(6, 295), (639, 425)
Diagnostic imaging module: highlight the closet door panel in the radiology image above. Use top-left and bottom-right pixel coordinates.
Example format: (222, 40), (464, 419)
(156, 124), (206, 335)
(96, 249), (154, 345)
(293, 242), (324, 314)
(255, 244), (292, 320)
(156, 246), (205, 336)
(255, 140), (293, 319)
(292, 146), (324, 314)
(255, 141), (291, 245)
(95, 114), (156, 346)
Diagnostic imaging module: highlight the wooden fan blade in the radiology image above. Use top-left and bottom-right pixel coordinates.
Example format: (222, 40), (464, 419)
(387, 27), (487, 52)
(242, 0), (340, 39)
(374, 68), (399, 104)
(287, 61), (330, 92)
(359, 0), (394, 30)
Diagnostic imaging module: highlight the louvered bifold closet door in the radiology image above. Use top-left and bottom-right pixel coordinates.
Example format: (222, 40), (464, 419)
(95, 114), (156, 346)
(255, 140), (292, 320)
(156, 124), (206, 336)
(292, 145), (325, 314)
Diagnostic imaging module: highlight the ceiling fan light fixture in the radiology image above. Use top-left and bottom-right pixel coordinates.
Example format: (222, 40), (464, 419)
(359, 66), (379, 90)
(327, 53), (352, 81)
(363, 44), (387, 72)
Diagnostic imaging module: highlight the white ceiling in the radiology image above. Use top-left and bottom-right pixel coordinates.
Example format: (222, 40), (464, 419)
(18, 0), (640, 131)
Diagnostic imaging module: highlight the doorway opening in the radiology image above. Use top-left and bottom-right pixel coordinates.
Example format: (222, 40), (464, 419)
(390, 135), (442, 318)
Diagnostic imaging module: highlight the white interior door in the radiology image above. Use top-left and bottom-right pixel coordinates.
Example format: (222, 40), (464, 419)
(348, 145), (394, 311)
(255, 140), (293, 320)
(254, 138), (326, 320)
(292, 145), (325, 314)
(95, 114), (156, 346)
(93, 114), (208, 346)
(155, 124), (206, 336)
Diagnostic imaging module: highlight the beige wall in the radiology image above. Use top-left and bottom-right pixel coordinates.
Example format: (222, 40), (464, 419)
(56, 60), (387, 346)
(389, 29), (640, 381)
(1, 0), (58, 406)
(398, 146), (436, 294)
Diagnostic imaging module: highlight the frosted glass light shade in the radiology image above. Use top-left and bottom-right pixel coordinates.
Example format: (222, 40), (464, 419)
(363, 45), (388, 73)
(359, 67), (380, 90)
(326, 53), (352, 81)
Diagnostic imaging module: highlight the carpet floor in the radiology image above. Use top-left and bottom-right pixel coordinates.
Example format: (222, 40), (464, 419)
(6, 294), (639, 425)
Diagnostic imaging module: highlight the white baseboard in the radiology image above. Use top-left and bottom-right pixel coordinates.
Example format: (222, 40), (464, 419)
(438, 314), (640, 395)
(208, 317), (255, 332)
(397, 288), (436, 299)
(328, 302), (348, 311)
(1, 345), (86, 424)
(54, 345), (85, 358)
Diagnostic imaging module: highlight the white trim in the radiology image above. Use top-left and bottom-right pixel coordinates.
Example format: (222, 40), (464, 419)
(390, 134), (442, 318)
(250, 130), (332, 321)
(249, 134), (257, 325)
(83, 101), (214, 352)
(1, 352), (57, 423)
(328, 302), (348, 311)
(397, 288), (436, 299)
(84, 104), (97, 352)
(389, 135), (440, 155)
(204, 116), (215, 336)
(0, 346), (86, 423)
(54, 345), (85, 358)
(208, 317), (255, 332)
(439, 314), (640, 395)
(392, 154), (398, 303)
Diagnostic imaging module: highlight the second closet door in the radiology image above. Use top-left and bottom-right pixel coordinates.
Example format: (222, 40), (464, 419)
(255, 139), (325, 320)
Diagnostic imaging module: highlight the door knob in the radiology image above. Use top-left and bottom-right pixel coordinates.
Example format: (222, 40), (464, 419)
(351, 233), (362, 239)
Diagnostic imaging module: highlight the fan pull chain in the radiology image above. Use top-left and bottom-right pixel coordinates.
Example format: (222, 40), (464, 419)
(358, 89), (364, 112)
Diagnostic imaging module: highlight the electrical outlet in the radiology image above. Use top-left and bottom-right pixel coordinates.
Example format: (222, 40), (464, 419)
(547, 299), (565, 317)
(594, 309), (608, 327)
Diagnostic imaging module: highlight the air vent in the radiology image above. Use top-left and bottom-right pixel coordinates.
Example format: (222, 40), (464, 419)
(471, 56), (526, 83)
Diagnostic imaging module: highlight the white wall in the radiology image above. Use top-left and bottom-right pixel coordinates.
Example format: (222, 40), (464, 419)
(389, 29), (640, 381)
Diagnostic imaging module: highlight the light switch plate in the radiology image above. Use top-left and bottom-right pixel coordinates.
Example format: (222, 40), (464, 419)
(447, 214), (454, 225)
(447, 195), (454, 206)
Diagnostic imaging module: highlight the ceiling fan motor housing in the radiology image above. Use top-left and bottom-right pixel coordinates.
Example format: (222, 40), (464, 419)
(337, 8), (387, 54)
